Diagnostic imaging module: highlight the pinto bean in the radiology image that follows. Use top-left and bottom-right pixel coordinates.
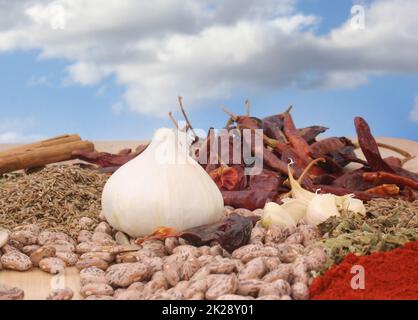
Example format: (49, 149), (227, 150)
(264, 225), (287, 243)
(21, 245), (40, 256)
(94, 222), (112, 235)
(1, 251), (32, 271)
(81, 283), (114, 297)
(80, 251), (115, 263)
(262, 264), (293, 283)
(240, 247), (279, 263)
(9, 230), (38, 246)
(179, 258), (201, 281)
(263, 257), (281, 272)
(0, 283), (24, 300)
(76, 257), (108, 271)
(232, 244), (264, 260)
(80, 267), (108, 286)
(113, 289), (144, 300)
(205, 274), (239, 300)
(208, 258), (237, 274)
(164, 237), (179, 255)
(163, 262), (180, 287)
(258, 279), (291, 298)
(115, 232), (130, 245)
(78, 217), (95, 230)
(291, 282), (309, 300)
(238, 257), (267, 280)
(77, 230), (93, 243)
(250, 227), (266, 245)
(55, 251), (79, 266)
(0, 228), (9, 248)
(46, 288), (74, 300)
(172, 245), (199, 259)
(285, 232), (304, 245)
(237, 279), (264, 297)
(39, 257), (65, 274)
(92, 232), (116, 246)
(30, 246), (56, 266)
(106, 262), (149, 288)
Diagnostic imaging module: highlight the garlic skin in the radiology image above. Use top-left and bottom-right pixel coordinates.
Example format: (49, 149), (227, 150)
(101, 128), (224, 237)
(306, 194), (340, 226)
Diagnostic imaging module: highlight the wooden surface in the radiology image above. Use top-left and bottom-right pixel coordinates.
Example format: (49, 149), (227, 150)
(0, 137), (417, 300)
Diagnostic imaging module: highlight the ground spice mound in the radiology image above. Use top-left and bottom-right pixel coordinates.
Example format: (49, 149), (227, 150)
(0, 165), (108, 237)
(310, 240), (418, 300)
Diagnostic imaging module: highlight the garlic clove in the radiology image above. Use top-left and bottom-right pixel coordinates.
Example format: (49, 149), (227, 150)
(280, 198), (308, 224)
(306, 194), (340, 226)
(261, 202), (296, 228)
(288, 165), (315, 205)
(342, 197), (366, 215)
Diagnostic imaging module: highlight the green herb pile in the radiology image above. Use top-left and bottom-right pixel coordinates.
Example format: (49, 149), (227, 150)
(318, 199), (418, 266)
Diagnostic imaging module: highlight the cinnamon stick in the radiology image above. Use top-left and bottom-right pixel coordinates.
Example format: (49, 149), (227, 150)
(0, 140), (94, 174)
(0, 134), (81, 157)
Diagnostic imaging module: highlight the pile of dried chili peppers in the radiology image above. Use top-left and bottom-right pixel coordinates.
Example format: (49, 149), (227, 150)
(196, 107), (418, 209)
(74, 103), (418, 210)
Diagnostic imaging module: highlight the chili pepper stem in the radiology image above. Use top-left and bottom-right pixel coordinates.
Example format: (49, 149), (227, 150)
(168, 112), (180, 130)
(297, 157), (326, 184)
(245, 98), (250, 117)
(222, 107), (238, 121)
(353, 141), (414, 167)
(178, 96), (198, 139)
(284, 105), (293, 114)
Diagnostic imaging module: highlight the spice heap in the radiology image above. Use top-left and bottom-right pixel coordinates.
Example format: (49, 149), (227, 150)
(0, 166), (108, 238)
(318, 199), (418, 266)
(310, 240), (418, 300)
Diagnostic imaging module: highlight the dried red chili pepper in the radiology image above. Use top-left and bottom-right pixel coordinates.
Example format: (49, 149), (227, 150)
(209, 165), (246, 191)
(332, 170), (375, 191)
(297, 126), (328, 144)
(363, 172), (418, 190)
(181, 214), (258, 253)
(366, 184), (400, 196)
(248, 169), (282, 192)
(354, 117), (395, 173)
(72, 149), (142, 168)
(283, 113), (312, 162)
(310, 137), (346, 155)
(135, 227), (180, 244)
(221, 190), (277, 210)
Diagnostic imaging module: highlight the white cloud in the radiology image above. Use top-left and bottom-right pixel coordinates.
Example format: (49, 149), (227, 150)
(0, 131), (46, 143)
(1, 0), (418, 115)
(27, 75), (52, 86)
(0, 118), (46, 143)
(410, 96), (418, 123)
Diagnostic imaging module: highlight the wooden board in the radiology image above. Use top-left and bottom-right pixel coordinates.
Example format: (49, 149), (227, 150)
(0, 138), (417, 300)
(0, 268), (82, 300)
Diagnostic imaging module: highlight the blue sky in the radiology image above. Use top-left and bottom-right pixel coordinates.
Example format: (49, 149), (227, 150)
(0, 0), (417, 142)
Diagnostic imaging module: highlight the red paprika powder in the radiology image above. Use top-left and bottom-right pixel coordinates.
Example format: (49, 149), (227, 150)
(310, 240), (418, 300)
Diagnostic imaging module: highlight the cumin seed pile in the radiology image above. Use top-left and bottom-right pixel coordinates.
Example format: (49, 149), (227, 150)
(0, 165), (109, 238)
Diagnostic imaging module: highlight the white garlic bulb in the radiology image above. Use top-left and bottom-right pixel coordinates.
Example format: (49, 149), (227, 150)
(101, 128), (224, 237)
(306, 194), (340, 226)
